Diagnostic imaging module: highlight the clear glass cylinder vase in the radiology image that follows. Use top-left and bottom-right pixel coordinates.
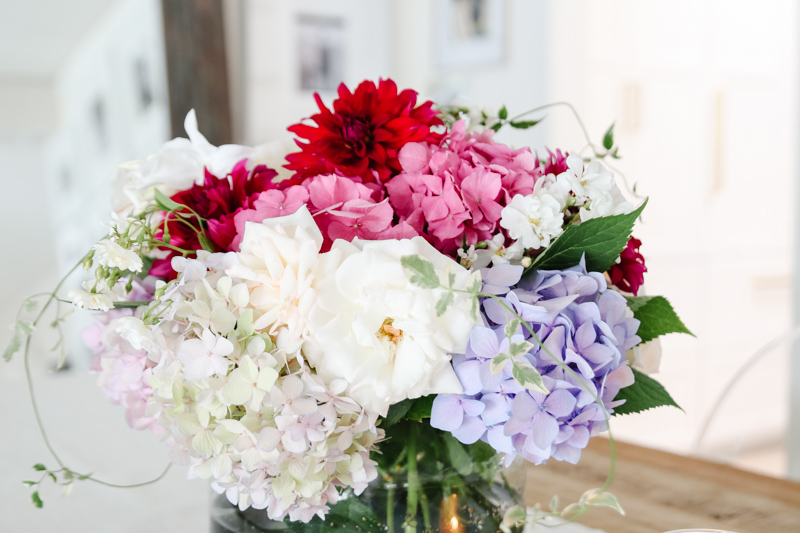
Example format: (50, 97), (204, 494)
(210, 420), (524, 532)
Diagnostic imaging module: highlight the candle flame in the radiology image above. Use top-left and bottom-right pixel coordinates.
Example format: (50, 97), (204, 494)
(449, 516), (459, 531)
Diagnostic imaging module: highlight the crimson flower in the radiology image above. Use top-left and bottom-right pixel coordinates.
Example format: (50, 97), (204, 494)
(608, 236), (647, 295)
(285, 79), (443, 183)
(149, 160), (277, 279)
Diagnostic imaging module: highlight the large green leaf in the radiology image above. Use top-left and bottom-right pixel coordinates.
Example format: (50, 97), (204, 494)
(612, 368), (681, 415)
(532, 199), (648, 273)
(626, 295), (693, 343)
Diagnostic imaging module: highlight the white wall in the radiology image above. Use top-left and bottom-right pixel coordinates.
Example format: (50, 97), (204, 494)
(544, 0), (798, 473)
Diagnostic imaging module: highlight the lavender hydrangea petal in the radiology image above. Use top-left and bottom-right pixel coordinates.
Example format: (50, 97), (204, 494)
(454, 360), (483, 395)
(430, 395), (465, 432)
(451, 415), (487, 444)
(432, 259), (640, 466)
(544, 389), (577, 418)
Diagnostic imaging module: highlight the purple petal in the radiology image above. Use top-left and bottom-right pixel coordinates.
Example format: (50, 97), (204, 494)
(467, 327), (500, 359)
(568, 425), (590, 448)
(480, 393), (512, 426)
(451, 415), (486, 444)
(531, 411), (559, 450)
(511, 392), (539, 421)
(486, 425), (514, 454)
(430, 395), (464, 432)
(553, 442), (582, 464)
(545, 389), (577, 418)
(461, 399), (486, 417)
(503, 416), (530, 437)
(454, 360), (483, 395)
(574, 321), (597, 351)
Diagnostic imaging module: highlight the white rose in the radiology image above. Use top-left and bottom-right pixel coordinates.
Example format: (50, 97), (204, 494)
(225, 206), (323, 353)
(305, 237), (479, 416)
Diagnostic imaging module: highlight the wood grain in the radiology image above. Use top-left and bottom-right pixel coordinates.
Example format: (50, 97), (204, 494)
(523, 438), (800, 533)
(161, 0), (232, 145)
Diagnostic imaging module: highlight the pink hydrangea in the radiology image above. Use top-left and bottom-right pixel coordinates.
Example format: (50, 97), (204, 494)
(386, 120), (543, 254)
(232, 174), (417, 252)
(83, 308), (162, 435)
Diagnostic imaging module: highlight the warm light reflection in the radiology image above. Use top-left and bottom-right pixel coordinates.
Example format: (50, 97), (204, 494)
(440, 493), (465, 533)
(449, 516), (460, 531)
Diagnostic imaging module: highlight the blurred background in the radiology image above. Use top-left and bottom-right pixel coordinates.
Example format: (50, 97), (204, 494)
(1, 0), (798, 530)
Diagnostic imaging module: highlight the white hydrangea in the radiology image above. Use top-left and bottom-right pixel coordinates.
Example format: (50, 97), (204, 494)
(128, 251), (382, 523)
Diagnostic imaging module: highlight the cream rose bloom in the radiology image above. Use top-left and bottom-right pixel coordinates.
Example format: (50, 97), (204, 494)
(305, 237), (480, 416)
(226, 206), (323, 353)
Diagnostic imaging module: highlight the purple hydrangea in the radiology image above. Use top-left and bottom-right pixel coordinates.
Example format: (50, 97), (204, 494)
(430, 260), (640, 465)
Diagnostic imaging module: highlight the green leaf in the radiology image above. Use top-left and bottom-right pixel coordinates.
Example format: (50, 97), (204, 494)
(405, 395), (435, 421)
(498, 106), (508, 120)
(33, 464), (46, 471)
(512, 360), (548, 394)
(466, 439), (496, 465)
(198, 233), (216, 252)
(549, 494), (560, 513)
(327, 496), (382, 531)
(154, 189), (183, 212)
(31, 491), (43, 509)
(626, 295), (693, 343)
(504, 319), (521, 339)
(509, 118), (543, 129)
(401, 255), (440, 289)
(443, 433), (473, 476)
(490, 353), (510, 374)
(22, 481), (36, 487)
(382, 399), (413, 428)
(3, 330), (22, 362)
(531, 199), (647, 273)
(490, 122), (503, 132)
(509, 340), (534, 358)
(602, 122), (615, 150)
(109, 300), (150, 309)
(22, 298), (39, 313)
(580, 488), (625, 516)
(466, 271), (483, 293)
(47, 472), (57, 483)
(435, 291), (454, 317)
(613, 368), (681, 415)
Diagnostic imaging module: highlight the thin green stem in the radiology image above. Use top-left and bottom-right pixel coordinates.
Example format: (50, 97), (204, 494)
(404, 424), (419, 533)
(387, 483), (396, 533)
(419, 488), (432, 531)
(22, 253), (172, 491)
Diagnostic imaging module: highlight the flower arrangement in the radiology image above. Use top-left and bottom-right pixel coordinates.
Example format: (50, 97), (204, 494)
(6, 78), (692, 532)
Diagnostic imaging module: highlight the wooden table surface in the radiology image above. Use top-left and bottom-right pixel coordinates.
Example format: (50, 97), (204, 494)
(523, 438), (800, 533)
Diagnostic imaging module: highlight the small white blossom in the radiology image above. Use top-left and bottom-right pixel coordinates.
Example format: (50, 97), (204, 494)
(69, 281), (118, 311)
(500, 193), (565, 250)
(93, 238), (143, 272)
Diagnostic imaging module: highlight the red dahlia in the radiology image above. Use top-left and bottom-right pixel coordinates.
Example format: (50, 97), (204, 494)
(608, 236), (647, 295)
(285, 79), (444, 183)
(149, 160), (277, 279)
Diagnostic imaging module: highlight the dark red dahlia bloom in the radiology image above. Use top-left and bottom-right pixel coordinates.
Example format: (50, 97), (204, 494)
(149, 160), (278, 279)
(608, 236), (647, 295)
(285, 79), (444, 183)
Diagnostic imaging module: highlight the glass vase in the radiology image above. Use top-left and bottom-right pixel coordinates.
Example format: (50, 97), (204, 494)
(210, 420), (524, 532)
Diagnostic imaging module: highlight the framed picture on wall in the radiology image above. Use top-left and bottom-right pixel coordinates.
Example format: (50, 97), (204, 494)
(296, 14), (345, 92)
(435, 0), (505, 67)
